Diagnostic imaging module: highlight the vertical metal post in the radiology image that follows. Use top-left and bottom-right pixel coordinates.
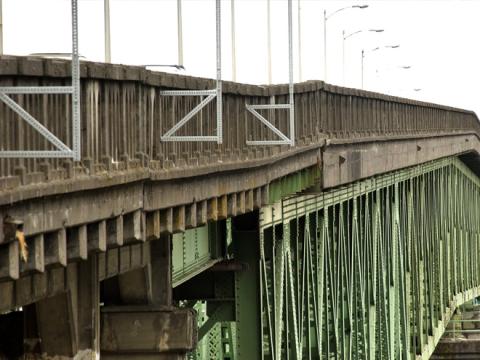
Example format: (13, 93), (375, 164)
(177, 0), (183, 67)
(216, 0), (222, 144)
(297, 0), (302, 82)
(323, 9), (327, 81)
(72, 0), (81, 161)
(267, 0), (272, 84)
(288, 0), (294, 147)
(342, 30), (345, 85)
(104, 0), (111, 63)
(361, 49), (364, 89)
(231, 0), (236, 82)
(0, 0), (3, 55)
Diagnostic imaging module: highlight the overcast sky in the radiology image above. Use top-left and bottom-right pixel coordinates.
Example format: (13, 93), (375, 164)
(3, 0), (480, 116)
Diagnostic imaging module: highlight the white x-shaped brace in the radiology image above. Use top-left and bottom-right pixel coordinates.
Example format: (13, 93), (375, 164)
(245, 103), (294, 146)
(160, 89), (222, 142)
(0, 87), (75, 158)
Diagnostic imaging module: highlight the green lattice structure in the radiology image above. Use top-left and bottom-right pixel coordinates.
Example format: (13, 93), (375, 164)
(185, 156), (480, 359)
(258, 156), (480, 359)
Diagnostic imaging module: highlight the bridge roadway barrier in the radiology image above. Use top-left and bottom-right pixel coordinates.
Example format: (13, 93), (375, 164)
(0, 55), (480, 358)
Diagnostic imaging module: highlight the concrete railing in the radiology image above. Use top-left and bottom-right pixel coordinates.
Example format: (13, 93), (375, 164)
(0, 55), (479, 189)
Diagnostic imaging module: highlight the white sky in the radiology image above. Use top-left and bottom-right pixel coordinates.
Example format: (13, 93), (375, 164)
(3, 0), (480, 116)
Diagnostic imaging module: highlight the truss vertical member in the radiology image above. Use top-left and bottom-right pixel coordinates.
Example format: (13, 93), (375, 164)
(160, 0), (222, 144)
(246, 0), (295, 147)
(0, 0), (81, 160)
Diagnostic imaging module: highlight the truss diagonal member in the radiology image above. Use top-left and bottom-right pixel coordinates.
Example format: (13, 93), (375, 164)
(245, 104), (292, 145)
(161, 93), (216, 141)
(0, 93), (72, 152)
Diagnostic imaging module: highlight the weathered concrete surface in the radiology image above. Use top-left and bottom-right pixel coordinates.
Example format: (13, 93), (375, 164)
(1, 56), (480, 359)
(322, 132), (480, 188)
(100, 306), (197, 354)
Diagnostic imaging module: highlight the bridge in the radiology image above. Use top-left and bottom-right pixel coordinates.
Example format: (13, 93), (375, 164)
(0, 55), (480, 359)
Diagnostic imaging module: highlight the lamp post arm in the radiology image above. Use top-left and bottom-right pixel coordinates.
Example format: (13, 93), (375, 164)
(326, 6), (352, 20)
(344, 29), (363, 40)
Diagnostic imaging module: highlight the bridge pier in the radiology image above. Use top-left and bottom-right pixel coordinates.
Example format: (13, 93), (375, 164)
(0, 235), (197, 359)
(100, 236), (197, 359)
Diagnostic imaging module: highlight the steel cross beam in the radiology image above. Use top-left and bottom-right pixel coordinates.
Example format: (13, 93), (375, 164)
(0, 0), (81, 160)
(161, 0), (222, 144)
(246, 0), (295, 147)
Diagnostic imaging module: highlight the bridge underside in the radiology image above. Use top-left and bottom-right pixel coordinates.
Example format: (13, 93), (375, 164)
(1, 155), (480, 359)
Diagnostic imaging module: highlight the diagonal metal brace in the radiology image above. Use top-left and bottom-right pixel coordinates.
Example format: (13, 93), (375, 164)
(246, 103), (293, 146)
(0, 0), (80, 160)
(0, 93), (72, 153)
(161, 92), (217, 142)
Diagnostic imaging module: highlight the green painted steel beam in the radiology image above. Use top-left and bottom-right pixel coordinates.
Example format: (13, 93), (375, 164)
(268, 166), (321, 204)
(187, 156), (480, 359)
(256, 156), (480, 360)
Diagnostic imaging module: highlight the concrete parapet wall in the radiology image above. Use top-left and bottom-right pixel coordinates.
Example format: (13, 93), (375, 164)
(0, 55), (478, 194)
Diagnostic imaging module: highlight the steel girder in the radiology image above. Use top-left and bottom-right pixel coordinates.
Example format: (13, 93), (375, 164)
(258, 156), (480, 360)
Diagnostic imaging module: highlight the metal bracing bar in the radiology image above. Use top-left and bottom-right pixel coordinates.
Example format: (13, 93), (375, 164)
(159, 90), (216, 96)
(0, 86), (74, 94)
(0, 93), (72, 152)
(161, 94), (216, 140)
(160, 0), (222, 144)
(288, 0), (294, 146)
(0, 151), (74, 159)
(0, 0), (81, 160)
(247, 104), (291, 110)
(246, 106), (290, 143)
(162, 136), (219, 142)
(246, 0), (295, 147)
(215, 0), (223, 144)
(71, 0), (81, 160)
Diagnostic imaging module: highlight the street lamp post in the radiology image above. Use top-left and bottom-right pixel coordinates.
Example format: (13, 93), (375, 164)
(267, 0), (272, 84)
(342, 29), (384, 85)
(231, 0), (236, 81)
(298, 0), (302, 81)
(0, 0), (3, 55)
(104, 0), (111, 63)
(324, 5), (368, 82)
(361, 45), (400, 89)
(177, 0), (184, 68)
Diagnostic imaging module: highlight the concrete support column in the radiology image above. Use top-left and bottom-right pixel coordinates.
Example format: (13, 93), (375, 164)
(36, 271), (79, 357)
(77, 255), (100, 357)
(150, 235), (172, 306)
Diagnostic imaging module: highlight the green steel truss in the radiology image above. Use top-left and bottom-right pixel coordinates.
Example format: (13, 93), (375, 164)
(258, 156), (480, 360)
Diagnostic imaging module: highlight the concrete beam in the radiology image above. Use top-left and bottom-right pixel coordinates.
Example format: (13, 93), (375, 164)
(0, 241), (19, 280)
(196, 200), (208, 226)
(22, 234), (45, 273)
(160, 208), (173, 235)
(100, 306), (197, 353)
(185, 203), (197, 229)
(123, 210), (145, 244)
(146, 211), (160, 240)
(106, 216), (124, 247)
(44, 229), (67, 268)
(88, 220), (107, 252)
(67, 225), (87, 261)
(322, 134), (480, 189)
(172, 206), (185, 233)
